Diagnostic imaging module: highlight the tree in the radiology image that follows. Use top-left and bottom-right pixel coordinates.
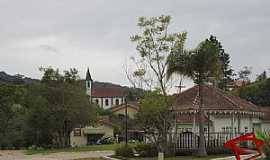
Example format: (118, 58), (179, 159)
(167, 38), (222, 156)
(135, 90), (173, 151)
(129, 15), (187, 156)
(238, 66), (252, 84)
(256, 71), (267, 82)
(233, 77), (270, 107)
(25, 67), (96, 148)
(0, 84), (26, 149)
(208, 35), (233, 90)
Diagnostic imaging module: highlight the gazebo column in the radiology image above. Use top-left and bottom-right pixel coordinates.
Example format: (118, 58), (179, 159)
(237, 114), (241, 134)
(231, 112), (235, 137)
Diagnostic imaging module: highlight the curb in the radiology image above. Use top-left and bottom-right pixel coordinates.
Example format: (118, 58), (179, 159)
(102, 156), (121, 160)
(211, 154), (260, 160)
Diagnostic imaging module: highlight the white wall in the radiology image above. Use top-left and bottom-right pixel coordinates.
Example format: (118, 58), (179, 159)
(92, 97), (125, 109)
(70, 130), (87, 147)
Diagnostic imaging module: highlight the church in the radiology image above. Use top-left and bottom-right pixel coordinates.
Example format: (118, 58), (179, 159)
(85, 68), (127, 109)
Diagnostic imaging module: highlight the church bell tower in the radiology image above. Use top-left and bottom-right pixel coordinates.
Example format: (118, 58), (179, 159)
(86, 68), (93, 98)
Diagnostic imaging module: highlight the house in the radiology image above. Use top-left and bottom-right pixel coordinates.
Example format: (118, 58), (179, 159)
(70, 116), (114, 147)
(173, 85), (267, 134)
(85, 68), (127, 109)
(110, 101), (140, 119)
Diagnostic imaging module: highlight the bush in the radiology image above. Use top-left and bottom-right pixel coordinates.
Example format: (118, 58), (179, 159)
(115, 144), (134, 157)
(135, 143), (158, 157)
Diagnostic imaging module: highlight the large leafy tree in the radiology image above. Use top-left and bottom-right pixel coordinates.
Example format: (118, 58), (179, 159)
(0, 84), (26, 148)
(167, 38), (222, 156)
(25, 67), (96, 148)
(129, 15), (187, 156)
(208, 35), (233, 91)
(136, 90), (173, 152)
(233, 77), (270, 107)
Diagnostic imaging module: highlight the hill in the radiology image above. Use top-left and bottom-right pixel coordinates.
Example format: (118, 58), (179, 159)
(0, 71), (39, 85)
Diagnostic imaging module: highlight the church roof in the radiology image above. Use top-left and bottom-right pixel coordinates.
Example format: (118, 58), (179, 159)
(172, 85), (261, 113)
(92, 86), (127, 97)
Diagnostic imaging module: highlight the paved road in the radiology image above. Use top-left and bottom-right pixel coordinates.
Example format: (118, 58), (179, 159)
(0, 150), (114, 160)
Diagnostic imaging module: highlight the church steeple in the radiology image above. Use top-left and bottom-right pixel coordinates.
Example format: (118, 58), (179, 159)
(86, 68), (93, 97)
(86, 67), (92, 81)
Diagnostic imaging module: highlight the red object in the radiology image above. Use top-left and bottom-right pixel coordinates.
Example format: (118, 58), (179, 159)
(224, 133), (264, 160)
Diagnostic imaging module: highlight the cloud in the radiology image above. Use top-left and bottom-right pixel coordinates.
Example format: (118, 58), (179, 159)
(39, 44), (59, 54)
(0, 0), (269, 91)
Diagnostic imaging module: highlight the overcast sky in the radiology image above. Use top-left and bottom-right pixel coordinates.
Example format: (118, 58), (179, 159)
(0, 0), (269, 91)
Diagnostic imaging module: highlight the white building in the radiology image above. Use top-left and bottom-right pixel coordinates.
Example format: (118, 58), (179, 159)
(173, 85), (270, 134)
(85, 68), (127, 109)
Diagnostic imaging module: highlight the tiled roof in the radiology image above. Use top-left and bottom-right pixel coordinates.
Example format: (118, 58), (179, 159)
(176, 114), (212, 124)
(173, 85), (260, 113)
(92, 86), (127, 97)
(260, 107), (270, 122)
(110, 101), (140, 112)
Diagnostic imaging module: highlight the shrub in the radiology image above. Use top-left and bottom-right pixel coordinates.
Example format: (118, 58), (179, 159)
(115, 144), (134, 157)
(135, 143), (158, 157)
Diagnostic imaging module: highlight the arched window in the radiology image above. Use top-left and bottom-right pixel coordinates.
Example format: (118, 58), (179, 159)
(115, 99), (119, 105)
(95, 99), (99, 104)
(87, 81), (90, 88)
(105, 99), (109, 106)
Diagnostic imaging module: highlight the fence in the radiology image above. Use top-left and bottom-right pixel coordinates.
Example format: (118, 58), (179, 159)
(175, 132), (243, 154)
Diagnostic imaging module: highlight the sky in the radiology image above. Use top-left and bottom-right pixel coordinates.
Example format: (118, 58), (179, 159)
(0, 0), (270, 91)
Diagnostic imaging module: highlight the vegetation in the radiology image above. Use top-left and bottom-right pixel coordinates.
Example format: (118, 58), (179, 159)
(0, 84), (26, 149)
(233, 77), (270, 106)
(135, 143), (158, 157)
(208, 35), (234, 91)
(167, 37), (222, 156)
(135, 91), (173, 152)
(26, 144), (119, 155)
(0, 67), (97, 149)
(129, 15), (187, 156)
(115, 144), (134, 157)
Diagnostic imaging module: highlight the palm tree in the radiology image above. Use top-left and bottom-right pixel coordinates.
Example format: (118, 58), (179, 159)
(167, 38), (221, 156)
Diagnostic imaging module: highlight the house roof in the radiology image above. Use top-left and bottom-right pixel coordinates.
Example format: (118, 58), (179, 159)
(259, 107), (270, 122)
(92, 86), (127, 97)
(176, 114), (212, 124)
(173, 85), (261, 113)
(110, 101), (140, 113)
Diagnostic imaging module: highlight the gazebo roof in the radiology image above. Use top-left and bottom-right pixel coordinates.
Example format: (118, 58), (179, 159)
(172, 85), (261, 114)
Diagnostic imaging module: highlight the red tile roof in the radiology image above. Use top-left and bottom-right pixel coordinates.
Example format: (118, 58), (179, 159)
(176, 114), (212, 124)
(259, 107), (270, 122)
(173, 85), (260, 113)
(110, 101), (140, 113)
(92, 86), (127, 97)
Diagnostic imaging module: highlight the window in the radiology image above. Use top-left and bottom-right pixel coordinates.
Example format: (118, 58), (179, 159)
(222, 127), (225, 133)
(95, 99), (99, 104)
(244, 127), (248, 133)
(115, 99), (119, 105)
(87, 81), (90, 88)
(105, 99), (109, 106)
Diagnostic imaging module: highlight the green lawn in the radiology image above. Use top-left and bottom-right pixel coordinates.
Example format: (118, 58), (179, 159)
(25, 144), (119, 155)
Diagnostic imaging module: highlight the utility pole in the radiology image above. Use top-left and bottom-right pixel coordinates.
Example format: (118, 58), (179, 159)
(125, 97), (128, 145)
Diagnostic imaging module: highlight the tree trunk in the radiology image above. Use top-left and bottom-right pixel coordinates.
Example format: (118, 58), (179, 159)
(197, 84), (207, 156)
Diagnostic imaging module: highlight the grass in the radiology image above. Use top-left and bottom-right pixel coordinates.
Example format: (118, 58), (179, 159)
(25, 144), (119, 155)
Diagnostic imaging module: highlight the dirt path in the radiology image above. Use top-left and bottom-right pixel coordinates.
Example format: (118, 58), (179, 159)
(0, 150), (114, 160)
